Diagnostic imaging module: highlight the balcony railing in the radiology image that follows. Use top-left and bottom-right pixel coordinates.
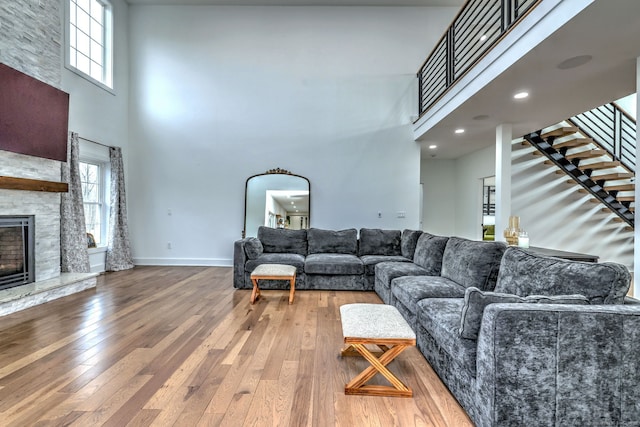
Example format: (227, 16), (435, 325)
(569, 102), (637, 173)
(418, 0), (541, 117)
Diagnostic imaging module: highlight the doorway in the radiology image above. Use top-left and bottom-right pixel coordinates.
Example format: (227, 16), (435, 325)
(481, 176), (495, 241)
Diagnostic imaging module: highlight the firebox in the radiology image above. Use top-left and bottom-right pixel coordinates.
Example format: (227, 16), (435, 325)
(0, 216), (35, 291)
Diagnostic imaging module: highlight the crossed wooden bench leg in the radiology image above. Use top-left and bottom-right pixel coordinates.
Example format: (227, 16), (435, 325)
(341, 341), (413, 397)
(339, 303), (416, 398)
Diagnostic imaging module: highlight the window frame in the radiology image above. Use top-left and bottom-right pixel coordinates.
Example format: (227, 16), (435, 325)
(65, 0), (115, 93)
(79, 157), (110, 248)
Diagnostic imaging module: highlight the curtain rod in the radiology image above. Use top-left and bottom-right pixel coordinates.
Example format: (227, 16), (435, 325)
(78, 135), (113, 149)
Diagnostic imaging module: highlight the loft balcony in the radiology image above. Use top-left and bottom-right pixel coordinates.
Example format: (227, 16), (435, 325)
(413, 0), (640, 159)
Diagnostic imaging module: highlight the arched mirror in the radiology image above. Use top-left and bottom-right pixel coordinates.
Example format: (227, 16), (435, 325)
(243, 168), (310, 238)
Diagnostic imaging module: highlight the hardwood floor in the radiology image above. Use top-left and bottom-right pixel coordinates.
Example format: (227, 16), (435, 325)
(0, 266), (473, 426)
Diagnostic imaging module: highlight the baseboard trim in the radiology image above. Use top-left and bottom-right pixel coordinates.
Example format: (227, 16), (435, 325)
(133, 258), (233, 267)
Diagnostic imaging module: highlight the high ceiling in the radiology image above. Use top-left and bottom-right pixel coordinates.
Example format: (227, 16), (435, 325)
(125, 0), (462, 5)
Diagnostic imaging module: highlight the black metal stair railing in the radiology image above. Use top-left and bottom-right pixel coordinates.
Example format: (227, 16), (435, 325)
(568, 102), (636, 172)
(417, 0), (541, 117)
(523, 130), (635, 227)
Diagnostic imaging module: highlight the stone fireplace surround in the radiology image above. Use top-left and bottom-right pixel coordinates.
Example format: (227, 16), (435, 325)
(0, 150), (97, 316)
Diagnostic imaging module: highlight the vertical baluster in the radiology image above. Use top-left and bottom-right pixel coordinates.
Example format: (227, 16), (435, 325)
(446, 27), (455, 85)
(417, 69), (424, 116)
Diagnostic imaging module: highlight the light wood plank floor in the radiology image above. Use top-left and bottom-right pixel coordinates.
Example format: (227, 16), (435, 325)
(0, 266), (473, 426)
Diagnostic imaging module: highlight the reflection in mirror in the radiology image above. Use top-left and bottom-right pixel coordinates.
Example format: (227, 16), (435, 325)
(243, 168), (310, 238)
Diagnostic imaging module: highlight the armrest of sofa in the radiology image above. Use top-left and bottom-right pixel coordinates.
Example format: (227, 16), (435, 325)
(233, 239), (251, 288)
(475, 303), (640, 426)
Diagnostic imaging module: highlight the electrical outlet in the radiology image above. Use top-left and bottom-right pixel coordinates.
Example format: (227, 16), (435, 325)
(397, 211), (406, 218)
(167, 242), (172, 249)
(378, 211), (382, 218)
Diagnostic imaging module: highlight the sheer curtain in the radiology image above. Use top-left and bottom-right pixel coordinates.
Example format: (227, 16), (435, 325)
(60, 132), (90, 273)
(105, 147), (134, 271)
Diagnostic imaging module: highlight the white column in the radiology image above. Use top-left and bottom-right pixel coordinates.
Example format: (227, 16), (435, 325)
(495, 124), (513, 243)
(634, 57), (640, 298)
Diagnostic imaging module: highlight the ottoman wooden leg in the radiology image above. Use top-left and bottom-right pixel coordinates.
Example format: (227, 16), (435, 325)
(288, 275), (296, 304)
(250, 278), (260, 304)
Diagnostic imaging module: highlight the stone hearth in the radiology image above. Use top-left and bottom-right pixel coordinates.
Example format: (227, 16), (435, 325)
(0, 272), (98, 316)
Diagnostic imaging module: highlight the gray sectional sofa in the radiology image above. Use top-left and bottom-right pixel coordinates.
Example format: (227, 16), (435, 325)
(234, 226), (420, 291)
(233, 227), (640, 426)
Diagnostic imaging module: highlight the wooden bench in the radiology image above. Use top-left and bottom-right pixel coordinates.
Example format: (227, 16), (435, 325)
(339, 303), (416, 397)
(249, 264), (296, 305)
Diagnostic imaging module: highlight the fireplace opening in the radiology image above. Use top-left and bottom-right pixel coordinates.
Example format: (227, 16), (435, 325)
(0, 216), (35, 291)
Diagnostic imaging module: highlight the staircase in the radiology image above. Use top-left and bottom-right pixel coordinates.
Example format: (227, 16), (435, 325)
(522, 102), (636, 228)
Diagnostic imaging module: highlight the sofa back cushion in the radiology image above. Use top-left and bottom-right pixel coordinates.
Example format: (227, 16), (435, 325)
(257, 226), (307, 255)
(307, 228), (358, 255)
(358, 228), (402, 256)
(494, 247), (631, 304)
(401, 229), (423, 260)
(412, 233), (449, 275)
(441, 237), (506, 291)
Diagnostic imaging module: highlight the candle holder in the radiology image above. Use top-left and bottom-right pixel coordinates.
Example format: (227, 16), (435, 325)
(503, 215), (521, 246)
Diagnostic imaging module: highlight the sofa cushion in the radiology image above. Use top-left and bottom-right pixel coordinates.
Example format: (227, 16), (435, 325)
(245, 253), (306, 274)
(305, 253), (364, 275)
(417, 298), (478, 376)
(375, 262), (430, 289)
(244, 237), (263, 260)
(401, 229), (423, 259)
(307, 228), (358, 255)
(495, 247), (631, 304)
(258, 226), (307, 255)
(459, 286), (591, 340)
(413, 233), (449, 275)
(358, 228), (402, 256)
(441, 237), (506, 291)
(391, 276), (466, 316)
(361, 255), (411, 276)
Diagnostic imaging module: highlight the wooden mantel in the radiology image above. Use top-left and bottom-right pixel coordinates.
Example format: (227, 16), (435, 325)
(0, 176), (68, 193)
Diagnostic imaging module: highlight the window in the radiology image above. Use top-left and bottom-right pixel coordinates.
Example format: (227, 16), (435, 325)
(67, 0), (113, 90)
(80, 161), (108, 247)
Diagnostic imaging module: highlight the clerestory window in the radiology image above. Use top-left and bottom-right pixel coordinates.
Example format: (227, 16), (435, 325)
(66, 0), (113, 91)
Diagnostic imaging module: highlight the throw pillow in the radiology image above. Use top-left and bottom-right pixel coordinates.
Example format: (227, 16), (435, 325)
(244, 237), (263, 260)
(459, 287), (590, 340)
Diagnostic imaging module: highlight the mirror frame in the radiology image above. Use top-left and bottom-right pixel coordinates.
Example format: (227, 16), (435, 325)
(242, 168), (311, 238)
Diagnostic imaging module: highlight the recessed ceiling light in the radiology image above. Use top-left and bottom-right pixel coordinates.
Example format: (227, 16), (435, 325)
(514, 91), (529, 100)
(428, 144), (437, 149)
(557, 55), (592, 70)
(455, 128), (465, 134)
(480, 34), (487, 42)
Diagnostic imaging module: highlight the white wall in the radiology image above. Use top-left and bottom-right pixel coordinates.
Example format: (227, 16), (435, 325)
(421, 141), (633, 269)
(421, 158), (456, 235)
(127, 5), (457, 266)
(512, 141), (633, 268)
(454, 145), (496, 239)
(61, 0), (130, 273)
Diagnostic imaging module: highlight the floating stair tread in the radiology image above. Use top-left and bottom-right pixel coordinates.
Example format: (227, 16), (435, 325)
(582, 161), (621, 170)
(616, 196), (635, 202)
(592, 172), (634, 181)
(553, 138), (594, 149)
(541, 127), (579, 139)
(605, 184), (635, 192)
(565, 150), (606, 160)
